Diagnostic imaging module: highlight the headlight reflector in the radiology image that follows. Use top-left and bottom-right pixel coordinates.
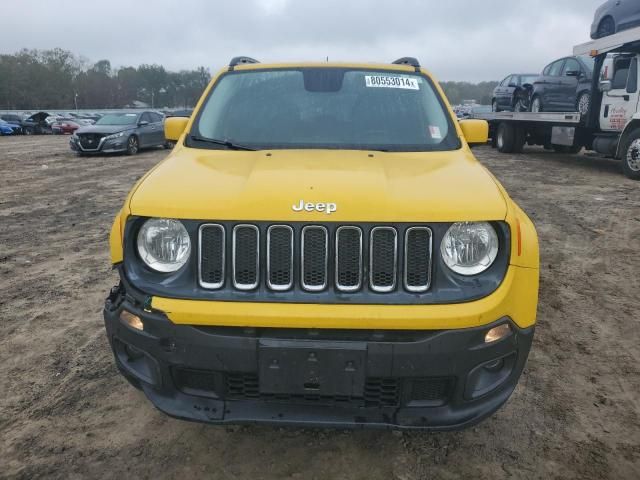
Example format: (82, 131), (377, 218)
(105, 131), (125, 141)
(440, 222), (499, 275)
(137, 218), (191, 272)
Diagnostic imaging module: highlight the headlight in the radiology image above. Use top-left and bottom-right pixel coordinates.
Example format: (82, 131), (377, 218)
(440, 222), (499, 275)
(137, 218), (191, 272)
(105, 131), (125, 141)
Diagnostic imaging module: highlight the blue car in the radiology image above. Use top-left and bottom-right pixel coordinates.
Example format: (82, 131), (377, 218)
(0, 114), (25, 134)
(0, 119), (19, 135)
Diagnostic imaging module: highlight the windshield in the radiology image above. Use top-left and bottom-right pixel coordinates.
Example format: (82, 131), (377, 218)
(96, 113), (138, 126)
(190, 68), (459, 152)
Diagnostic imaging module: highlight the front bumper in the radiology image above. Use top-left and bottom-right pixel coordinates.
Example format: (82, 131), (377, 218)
(104, 285), (534, 430)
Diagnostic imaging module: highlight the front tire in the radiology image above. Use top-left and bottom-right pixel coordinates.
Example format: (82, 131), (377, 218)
(126, 135), (139, 155)
(620, 128), (640, 180)
(492, 99), (501, 113)
(514, 98), (528, 112)
(577, 92), (591, 116)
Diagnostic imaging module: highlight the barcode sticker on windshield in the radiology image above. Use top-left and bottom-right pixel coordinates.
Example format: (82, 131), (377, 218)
(365, 75), (419, 90)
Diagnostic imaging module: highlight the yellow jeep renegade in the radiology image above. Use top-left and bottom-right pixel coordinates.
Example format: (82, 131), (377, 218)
(105, 56), (539, 429)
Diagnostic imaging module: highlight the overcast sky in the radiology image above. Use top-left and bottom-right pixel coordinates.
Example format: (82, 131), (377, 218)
(0, 0), (604, 82)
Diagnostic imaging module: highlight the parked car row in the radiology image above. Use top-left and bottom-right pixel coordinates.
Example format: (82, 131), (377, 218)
(0, 111), (100, 135)
(493, 0), (640, 115)
(1, 108), (193, 156)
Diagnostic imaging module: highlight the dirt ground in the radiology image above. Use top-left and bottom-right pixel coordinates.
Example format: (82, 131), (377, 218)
(0, 135), (639, 479)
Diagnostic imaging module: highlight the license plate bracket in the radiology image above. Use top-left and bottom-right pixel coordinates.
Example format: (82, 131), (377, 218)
(258, 339), (366, 397)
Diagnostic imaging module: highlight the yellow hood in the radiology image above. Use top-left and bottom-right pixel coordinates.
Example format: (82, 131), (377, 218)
(129, 147), (507, 222)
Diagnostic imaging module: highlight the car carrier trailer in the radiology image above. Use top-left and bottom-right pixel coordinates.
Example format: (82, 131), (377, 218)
(474, 26), (640, 180)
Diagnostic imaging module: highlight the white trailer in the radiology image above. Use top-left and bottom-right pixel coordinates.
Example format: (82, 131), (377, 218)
(474, 26), (640, 180)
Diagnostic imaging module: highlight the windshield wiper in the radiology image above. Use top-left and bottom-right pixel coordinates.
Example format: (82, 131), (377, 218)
(189, 135), (257, 151)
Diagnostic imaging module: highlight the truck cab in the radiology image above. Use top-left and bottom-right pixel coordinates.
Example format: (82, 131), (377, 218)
(598, 53), (640, 133)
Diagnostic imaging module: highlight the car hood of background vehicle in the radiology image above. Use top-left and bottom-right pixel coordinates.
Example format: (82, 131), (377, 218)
(75, 125), (134, 135)
(129, 148), (508, 222)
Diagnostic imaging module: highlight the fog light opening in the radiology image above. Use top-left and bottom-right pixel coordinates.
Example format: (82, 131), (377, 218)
(124, 343), (145, 361)
(485, 323), (511, 344)
(120, 310), (144, 331)
(484, 358), (504, 372)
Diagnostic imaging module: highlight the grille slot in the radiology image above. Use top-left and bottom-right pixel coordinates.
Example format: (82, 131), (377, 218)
(369, 227), (398, 292)
(301, 226), (328, 291)
(267, 225), (294, 291)
(225, 373), (399, 407)
(407, 377), (453, 406)
(199, 224), (225, 289)
(335, 226), (363, 291)
(232, 225), (259, 290)
(364, 378), (400, 407)
(404, 227), (433, 292)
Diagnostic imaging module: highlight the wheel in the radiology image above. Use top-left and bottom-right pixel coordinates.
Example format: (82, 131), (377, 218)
(24, 127), (34, 135)
(530, 96), (543, 113)
(492, 99), (501, 113)
(496, 123), (516, 153)
(126, 135), (139, 155)
(514, 97), (528, 112)
(620, 128), (640, 180)
(576, 92), (591, 116)
(596, 17), (615, 39)
(163, 141), (174, 149)
(513, 127), (526, 153)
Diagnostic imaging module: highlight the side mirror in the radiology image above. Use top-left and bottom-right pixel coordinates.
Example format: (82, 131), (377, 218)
(565, 70), (580, 77)
(459, 119), (489, 147)
(599, 80), (612, 92)
(138, 120), (149, 126)
(164, 116), (189, 141)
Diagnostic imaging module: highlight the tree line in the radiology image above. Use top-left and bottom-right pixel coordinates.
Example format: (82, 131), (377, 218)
(0, 48), (211, 110)
(440, 81), (499, 106)
(0, 48), (498, 110)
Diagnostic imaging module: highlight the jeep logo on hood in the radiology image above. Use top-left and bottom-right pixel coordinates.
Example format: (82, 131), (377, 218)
(292, 200), (337, 214)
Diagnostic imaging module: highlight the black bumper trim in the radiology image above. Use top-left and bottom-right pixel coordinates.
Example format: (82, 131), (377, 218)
(104, 288), (534, 430)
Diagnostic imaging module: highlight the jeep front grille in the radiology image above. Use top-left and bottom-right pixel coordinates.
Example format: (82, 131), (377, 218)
(198, 223), (433, 294)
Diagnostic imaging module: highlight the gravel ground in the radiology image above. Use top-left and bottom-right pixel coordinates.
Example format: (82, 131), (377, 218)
(0, 135), (639, 479)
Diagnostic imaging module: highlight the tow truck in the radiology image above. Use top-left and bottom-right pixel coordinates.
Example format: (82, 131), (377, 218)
(475, 26), (640, 180)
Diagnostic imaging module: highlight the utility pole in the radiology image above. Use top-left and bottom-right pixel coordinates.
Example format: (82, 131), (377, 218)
(74, 93), (79, 113)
